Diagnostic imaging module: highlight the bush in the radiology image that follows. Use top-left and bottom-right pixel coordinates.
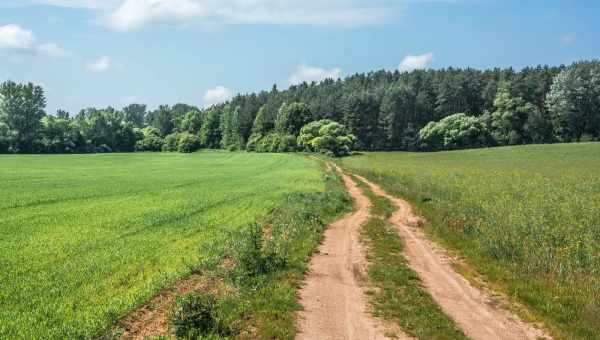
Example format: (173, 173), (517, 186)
(178, 133), (202, 153)
(418, 113), (493, 151)
(169, 292), (229, 339)
(277, 134), (297, 152)
(163, 133), (181, 152)
(297, 119), (355, 157)
(135, 127), (164, 151)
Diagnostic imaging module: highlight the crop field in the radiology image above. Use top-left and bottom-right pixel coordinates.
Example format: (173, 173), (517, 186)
(0, 152), (325, 339)
(340, 143), (600, 339)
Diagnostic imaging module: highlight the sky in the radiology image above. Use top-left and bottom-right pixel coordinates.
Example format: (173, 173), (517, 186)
(0, 0), (598, 114)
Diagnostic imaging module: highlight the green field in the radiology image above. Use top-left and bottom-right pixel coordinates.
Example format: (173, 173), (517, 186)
(0, 152), (325, 339)
(340, 143), (600, 339)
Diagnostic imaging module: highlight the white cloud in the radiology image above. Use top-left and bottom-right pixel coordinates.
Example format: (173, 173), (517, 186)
(203, 86), (233, 105)
(0, 25), (35, 50)
(87, 56), (112, 72)
(398, 52), (434, 72)
(38, 42), (71, 57)
(102, 0), (391, 32)
(289, 65), (342, 85)
(18, 0), (118, 9)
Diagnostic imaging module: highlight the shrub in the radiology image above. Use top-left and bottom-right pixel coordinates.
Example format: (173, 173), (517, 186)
(297, 119), (355, 157)
(169, 292), (229, 339)
(418, 113), (493, 151)
(135, 127), (164, 151)
(177, 133), (202, 153)
(162, 133), (181, 152)
(277, 134), (297, 152)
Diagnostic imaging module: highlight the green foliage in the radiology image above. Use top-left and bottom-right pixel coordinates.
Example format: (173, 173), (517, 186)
(177, 133), (202, 153)
(163, 132), (181, 152)
(152, 105), (177, 136)
(275, 102), (312, 136)
(39, 115), (83, 153)
(297, 119), (355, 157)
(0, 121), (13, 153)
(76, 108), (139, 152)
(0, 81), (46, 153)
(169, 292), (230, 339)
(418, 113), (492, 151)
(546, 61), (600, 142)
(489, 83), (539, 145)
(180, 109), (204, 134)
(0, 152), (325, 339)
(341, 143), (600, 339)
(135, 127), (164, 151)
(195, 166), (351, 338)
(220, 106), (244, 150)
(200, 108), (221, 149)
(122, 103), (147, 128)
(251, 105), (272, 136)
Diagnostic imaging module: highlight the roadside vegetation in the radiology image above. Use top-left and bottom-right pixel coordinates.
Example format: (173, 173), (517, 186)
(0, 152), (334, 339)
(340, 143), (600, 339)
(354, 176), (467, 340)
(165, 166), (351, 339)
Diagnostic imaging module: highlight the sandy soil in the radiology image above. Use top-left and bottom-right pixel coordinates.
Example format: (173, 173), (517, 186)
(296, 169), (407, 340)
(354, 174), (551, 340)
(114, 274), (211, 339)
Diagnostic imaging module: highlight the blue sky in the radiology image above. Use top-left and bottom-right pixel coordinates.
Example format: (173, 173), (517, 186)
(0, 0), (598, 114)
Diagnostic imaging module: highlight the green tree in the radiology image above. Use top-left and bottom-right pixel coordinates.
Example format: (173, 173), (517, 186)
(200, 108), (221, 148)
(0, 81), (46, 153)
(177, 133), (202, 153)
(180, 109), (204, 134)
(275, 102), (312, 136)
(418, 113), (492, 151)
(135, 127), (164, 151)
(546, 61), (600, 141)
(489, 83), (538, 145)
(151, 105), (175, 137)
(220, 106), (243, 150)
(251, 105), (272, 136)
(297, 119), (355, 157)
(123, 104), (147, 128)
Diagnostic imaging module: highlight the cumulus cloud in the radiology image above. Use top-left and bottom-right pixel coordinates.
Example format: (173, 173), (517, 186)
(203, 85), (233, 106)
(398, 52), (434, 72)
(288, 65), (342, 85)
(0, 25), (35, 50)
(85, 0), (392, 32)
(0, 24), (70, 58)
(87, 56), (112, 72)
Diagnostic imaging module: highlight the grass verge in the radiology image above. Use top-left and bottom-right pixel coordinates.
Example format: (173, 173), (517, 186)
(353, 176), (468, 340)
(167, 163), (352, 339)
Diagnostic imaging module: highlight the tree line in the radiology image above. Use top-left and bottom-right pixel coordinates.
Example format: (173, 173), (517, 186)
(1, 60), (599, 155)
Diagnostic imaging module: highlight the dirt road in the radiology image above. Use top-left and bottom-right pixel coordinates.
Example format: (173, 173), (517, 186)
(296, 171), (404, 340)
(354, 174), (550, 340)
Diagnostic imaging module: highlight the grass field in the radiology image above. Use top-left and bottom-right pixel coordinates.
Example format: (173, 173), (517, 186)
(340, 143), (600, 339)
(0, 152), (326, 339)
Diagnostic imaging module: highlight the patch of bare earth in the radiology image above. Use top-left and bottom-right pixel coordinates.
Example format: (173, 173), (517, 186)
(111, 274), (216, 339)
(354, 174), (552, 340)
(296, 166), (410, 340)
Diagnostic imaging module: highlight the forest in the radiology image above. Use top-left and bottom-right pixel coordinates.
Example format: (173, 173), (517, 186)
(1, 60), (599, 155)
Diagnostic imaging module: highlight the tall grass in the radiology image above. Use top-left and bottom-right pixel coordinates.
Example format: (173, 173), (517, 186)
(0, 152), (324, 339)
(340, 143), (600, 339)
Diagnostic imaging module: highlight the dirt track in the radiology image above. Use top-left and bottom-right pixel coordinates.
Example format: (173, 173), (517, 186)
(296, 170), (405, 340)
(354, 174), (551, 340)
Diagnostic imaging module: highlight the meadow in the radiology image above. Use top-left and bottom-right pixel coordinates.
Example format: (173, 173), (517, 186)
(340, 143), (600, 339)
(0, 152), (326, 339)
